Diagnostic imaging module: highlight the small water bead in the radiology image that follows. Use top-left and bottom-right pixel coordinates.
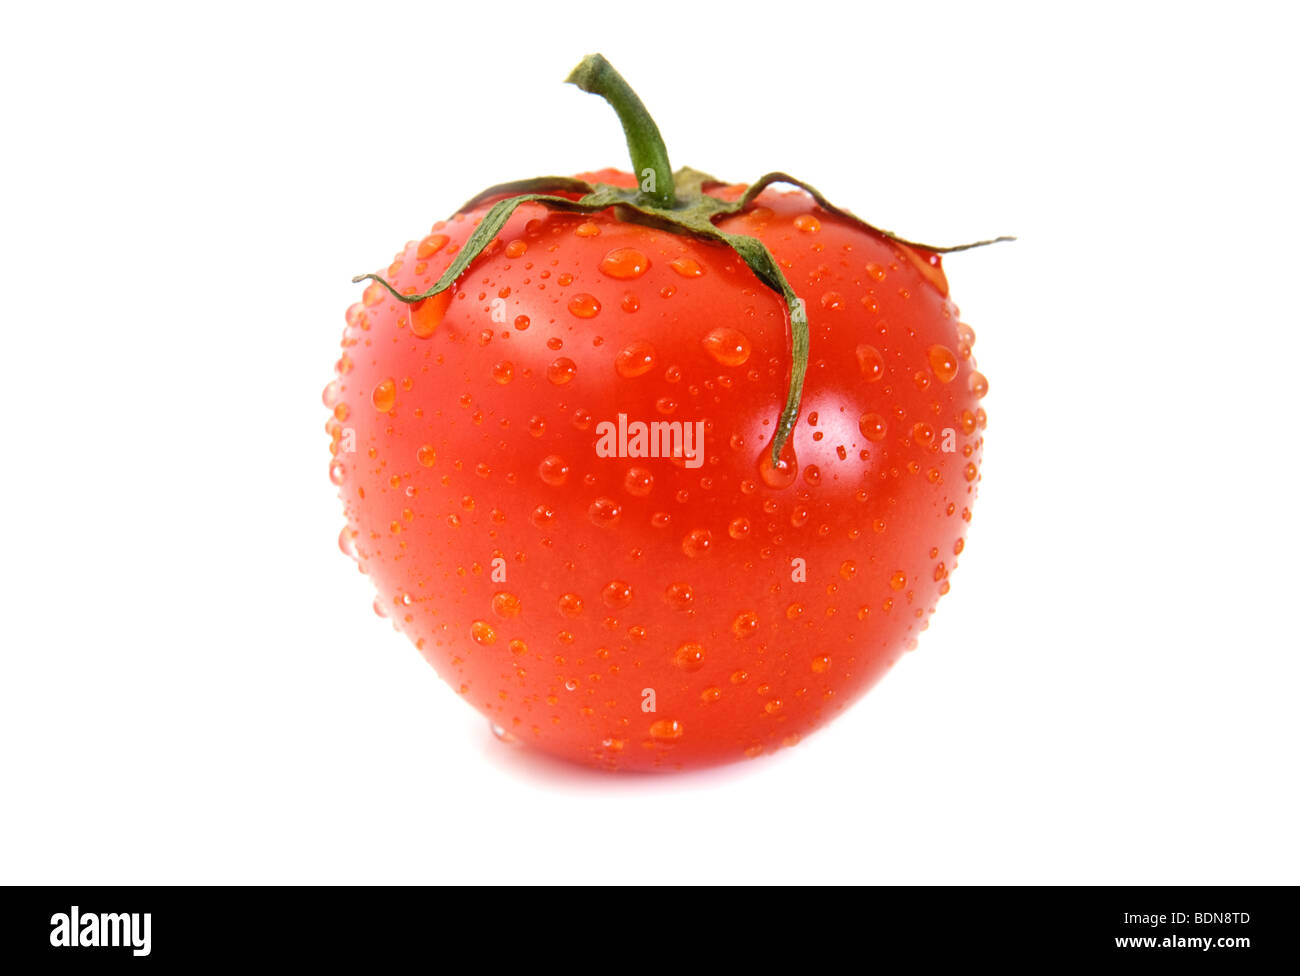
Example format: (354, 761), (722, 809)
(889, 571), (907, 591)
(409, 291), (452, 338)
(492, 361), (514, 384)
(757, 440), (798, 489)
(491, 723), (519, 744)
(547, 357), (577, 385)
(964, 462), (979, 482)
(530, 504), (555, 527)
(682, 529), (713, 557)
(372, 378), (397, 412)
(470, 620), (498, 645)
(557, 593), (584, 617)
(839, 560), (857, 580)
(337, 526), (357, 558)
(602, 580), (633, 609)
(623, 466), (654, 496)
(665, 582), (695, 610)
(538, 455), (570, 486)
(492, 592), (522, 618)
(417, 233), (449, 259)
(969, 370), (989, 398)
(794, 214), (821, 233)
(574, 221), (601, 237)
(700, 686), (722, 703)
(856, 344), (885, 382)
(811, 655), (832, 674)
(567, 293), (602, 318)
(728, 517), (751, 540)
(599, 247), (650, 279)
(588, 497), (622, 527)
(731, 612), (759, 638)
(527, 415), (546, 437)
(702, 327), (752, 367)
(928, 345), (959, 383)
(615, 340), (657, 378)
(328, 460), (345, 485)
(858, 413), (888, 442)
(514, 314), (531, 331)
(674, 643), (705, 672)
(648, 718), (684, 742)
(362, 282), (387, 307)
(669, 256), (704, 277)
(504, 239), (527, 258)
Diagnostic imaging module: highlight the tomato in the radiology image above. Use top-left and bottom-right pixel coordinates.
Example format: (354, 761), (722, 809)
(324, 55), (996, 771)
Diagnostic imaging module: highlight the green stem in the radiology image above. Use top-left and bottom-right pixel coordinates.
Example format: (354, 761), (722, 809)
(566, 54), (675, 210)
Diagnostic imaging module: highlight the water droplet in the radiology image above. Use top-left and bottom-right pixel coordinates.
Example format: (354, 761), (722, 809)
(504, 239), (527, 258)
(623, 466), (654, 496)
(492, 360), (514, 384)
(674, 643), (705, 671)
(839, 560), (857, 580)
(547, 357), (577, 385)
(794, 214), (821, 233)
(338, 526), (357, 559)
(328, 460), (345, 485)
(856, 344), (885, 382)
(588, 497), (622, 527)
(491, 722), (519, 744)
(757, 438), (798, 488)
(491, 592), (521, 618)
(669, 256), (704, 277)
(470, 620), (498, 645)
(728, 517), (751, 540)
(417, 233), (448, 259)
(567, 293), (601, 318)
(599, 247), (650, 279)
(602, 580), (633, 608)
(682, 529), (713, 557)
(372, 378), (397, 412)
(538, 455), (570, 486)
(889, 571), (907, 591)
(811, 655), (831, 674)
(648, 718), (684, 741)
(731, 611), (759, 638)
(928, 344), (959, 383)
(969, 370), (989, 398)
(409, 291), (452, 338)
(514, 314), (531, 331)
(557, 593), (584, 617)
(665, 582), (695, 610)
(858, 413), (887, 442)
(615, 340), (657, 378)
(703, 327), (752, 366)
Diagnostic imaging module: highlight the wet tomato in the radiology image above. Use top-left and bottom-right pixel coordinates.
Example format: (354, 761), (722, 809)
(324, 55), (996, 771)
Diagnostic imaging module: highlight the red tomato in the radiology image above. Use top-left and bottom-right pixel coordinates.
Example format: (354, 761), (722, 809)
(324, 58), (992, 771)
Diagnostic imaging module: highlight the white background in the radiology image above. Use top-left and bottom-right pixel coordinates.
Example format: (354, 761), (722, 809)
(2, 1), (1296, 885)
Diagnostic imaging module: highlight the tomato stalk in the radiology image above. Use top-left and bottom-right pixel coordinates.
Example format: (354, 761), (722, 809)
(354, 54), (1012, 465)
(565, 55), (675, 210)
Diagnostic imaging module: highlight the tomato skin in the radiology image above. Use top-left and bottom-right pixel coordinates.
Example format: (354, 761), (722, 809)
(326, 170), (986, 771)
